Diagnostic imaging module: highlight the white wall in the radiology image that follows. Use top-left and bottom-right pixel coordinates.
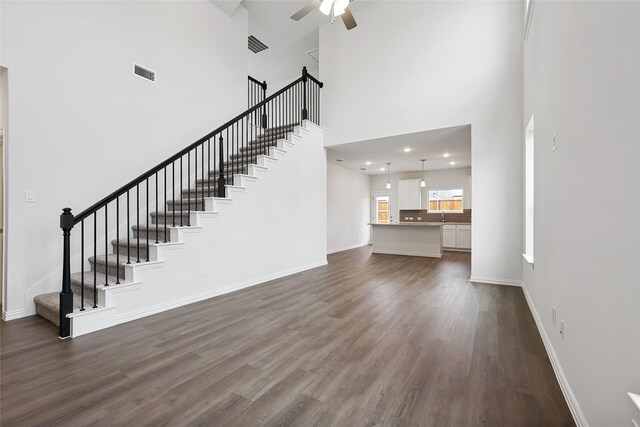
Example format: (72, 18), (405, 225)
(522, 2), (640, 425)
(370, 167), (472, 220)
(327, 162), (370, 253)
(320, 1), (523, 284)
(70, 123), (327, 336)
(0, 1), (249, 318)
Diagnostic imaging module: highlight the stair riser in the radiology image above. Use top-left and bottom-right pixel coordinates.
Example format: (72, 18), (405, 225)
(133, 228), (171, 243)
(36, 304), (59, 327)
(151, 214), (191, 226)
(208, 166), (247, 177)
(166, 201), (205, 212)
(112, 243), (149, 260)
(90, 261), (126, 279)
(71, 282), (101, 303)
(240, 142), (278, 152)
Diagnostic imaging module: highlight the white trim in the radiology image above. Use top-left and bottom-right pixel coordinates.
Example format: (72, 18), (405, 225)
(469, 275), (522, 287)
(629, 392), (640, 412)
(372, 249), (442, 258)
(2, 308), (26, 321)
(522, 253), (534, 268)
(327, 242), (370, 255)
(114, 259), (328, 325)
(524, 0), (535, 42)
(522, 283), (588, 427)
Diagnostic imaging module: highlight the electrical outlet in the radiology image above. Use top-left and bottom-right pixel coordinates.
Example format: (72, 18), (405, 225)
(201, 267), (207, 277)
(552, 133), (558, 151)
(552, 306), (556, 324)
(560, 320), (565, 339)
(25, 190), (36, 203)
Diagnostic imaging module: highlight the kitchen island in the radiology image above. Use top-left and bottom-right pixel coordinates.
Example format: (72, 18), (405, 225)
(369, 222), (444, 258)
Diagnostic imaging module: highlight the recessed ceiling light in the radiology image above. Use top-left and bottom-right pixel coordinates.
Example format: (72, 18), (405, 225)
(449, 161), (456, 165)
(403, 148), (411, 153)
(443, 153), (451, 158)
(336, 159), (343, 162)
(380, 167), (385, 171)
(365, 161), (372, 165)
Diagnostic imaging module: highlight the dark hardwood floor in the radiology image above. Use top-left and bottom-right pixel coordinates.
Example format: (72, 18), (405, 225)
(0, 247), (574, 426)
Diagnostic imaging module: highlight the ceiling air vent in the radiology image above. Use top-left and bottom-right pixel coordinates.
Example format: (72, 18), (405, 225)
(134, 64), (156, 83)
(248, 35), (269, 54)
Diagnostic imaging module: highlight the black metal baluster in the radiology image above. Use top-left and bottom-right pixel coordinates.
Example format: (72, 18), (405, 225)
(188, 150), (191, 226)
(180, 157), (183, 227)
(81, 220), (85, 310)
(136, 183), (140, 263)
(165, 166), (168, 242)
(155, 173), (159, 244)
(116, 197), (120, 284)
(201, 142), (205, 209)
(218, 134), (225, 198)
(194, 145), (198, 212)
(172, 162), (176, 228)
(208, 139), (211, 197)
(145, 178), (149, 261)
(93, 211), (97, 308)
(104, 202), (108, 286)
(127, 190), (130, 264)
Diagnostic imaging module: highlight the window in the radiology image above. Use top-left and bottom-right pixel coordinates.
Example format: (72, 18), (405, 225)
(375, 196), (390, 223)
(428, 189), (463, 212)
(523, 115), (534, 265)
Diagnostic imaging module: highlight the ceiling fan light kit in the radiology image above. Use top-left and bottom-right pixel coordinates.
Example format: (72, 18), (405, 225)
(291, 0), (358, 30)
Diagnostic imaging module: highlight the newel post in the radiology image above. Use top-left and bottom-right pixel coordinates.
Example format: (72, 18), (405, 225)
(261, 80), (268, 129)
(217, 135), (226, 198)
(59, 208), (74, 338)
(302, 66), (309, 121)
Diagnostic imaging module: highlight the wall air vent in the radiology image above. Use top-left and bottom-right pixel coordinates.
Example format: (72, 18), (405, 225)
(133, 64), (156, 83)
(248, 35), (269, 54)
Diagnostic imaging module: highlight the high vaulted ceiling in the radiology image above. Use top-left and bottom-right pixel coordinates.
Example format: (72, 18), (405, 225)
(327, 125), (472, 175)
(241, 0), (378, 83)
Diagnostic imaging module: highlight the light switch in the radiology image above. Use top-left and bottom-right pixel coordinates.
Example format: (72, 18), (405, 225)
(25, 191), (36, 203)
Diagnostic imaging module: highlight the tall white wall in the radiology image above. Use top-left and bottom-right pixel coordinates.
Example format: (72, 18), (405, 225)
(0, 1), (249, 318)
(370, 168), (472, 221)
(327, 163), (370, 253)
(522, 2), (640, 425)
(320, 1), (523, 284)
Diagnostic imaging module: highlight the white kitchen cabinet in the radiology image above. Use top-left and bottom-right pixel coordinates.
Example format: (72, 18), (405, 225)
(397, 179), (422, 210)
(442, 225), (457, 248)
(443, 224), (471, 251)
(456, 225), (472, 249)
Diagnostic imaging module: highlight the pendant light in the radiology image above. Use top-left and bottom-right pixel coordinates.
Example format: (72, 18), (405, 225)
(386, 163), (391, 189)
(420, 159), (426, 188)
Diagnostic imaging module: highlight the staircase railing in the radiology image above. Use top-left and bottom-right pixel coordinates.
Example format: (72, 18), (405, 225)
(248, 76), (268, 128)
(58, 67), (323, 337)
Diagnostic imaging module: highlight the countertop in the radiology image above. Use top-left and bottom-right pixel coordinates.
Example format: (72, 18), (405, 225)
(368, 222), (444, 227)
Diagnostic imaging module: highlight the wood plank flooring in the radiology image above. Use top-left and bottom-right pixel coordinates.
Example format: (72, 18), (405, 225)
(0, 247), (574, 426)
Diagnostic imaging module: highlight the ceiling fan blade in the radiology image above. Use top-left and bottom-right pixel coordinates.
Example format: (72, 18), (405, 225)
(341, 7), (358, 30)
(291, 0), (322, 21)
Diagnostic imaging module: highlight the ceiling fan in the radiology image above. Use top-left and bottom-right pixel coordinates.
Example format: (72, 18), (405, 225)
(291, 0), (358, 30)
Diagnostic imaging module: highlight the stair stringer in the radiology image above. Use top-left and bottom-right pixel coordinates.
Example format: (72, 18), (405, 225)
(69, 121), (326, 337)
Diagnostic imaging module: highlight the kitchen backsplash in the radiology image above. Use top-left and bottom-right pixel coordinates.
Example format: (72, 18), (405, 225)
(399, 209), (471, 223)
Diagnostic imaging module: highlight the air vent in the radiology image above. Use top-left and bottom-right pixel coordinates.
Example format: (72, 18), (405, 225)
(134, 64), (156, 82)
(248, 35), (269, 54)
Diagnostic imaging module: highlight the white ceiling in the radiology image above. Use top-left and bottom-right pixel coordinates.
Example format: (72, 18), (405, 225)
(327, 125), (472, 175)
(242, 0), (378, 83)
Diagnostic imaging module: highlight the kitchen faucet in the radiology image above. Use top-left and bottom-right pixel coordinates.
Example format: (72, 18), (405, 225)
(441, 212), (445, 222)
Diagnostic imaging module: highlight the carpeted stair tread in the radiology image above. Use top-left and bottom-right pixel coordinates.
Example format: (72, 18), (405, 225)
(71, 271), (120, 287)
(34, 292), (99, 326)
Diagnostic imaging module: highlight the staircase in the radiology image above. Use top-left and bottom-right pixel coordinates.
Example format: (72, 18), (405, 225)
(34, 68), (325, 337)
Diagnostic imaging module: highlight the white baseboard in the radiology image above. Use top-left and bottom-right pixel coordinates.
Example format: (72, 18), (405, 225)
(115, 259), (328, 325)
(327, 242), (370, 255)
(373, 249), (442, 258)
(521, 283), (588, 427)
(2, 308), (26, 321)
(469, 275), (522, 287)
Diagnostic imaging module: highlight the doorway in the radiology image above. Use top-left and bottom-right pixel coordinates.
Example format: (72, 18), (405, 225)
(371, 191), (394, 224)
